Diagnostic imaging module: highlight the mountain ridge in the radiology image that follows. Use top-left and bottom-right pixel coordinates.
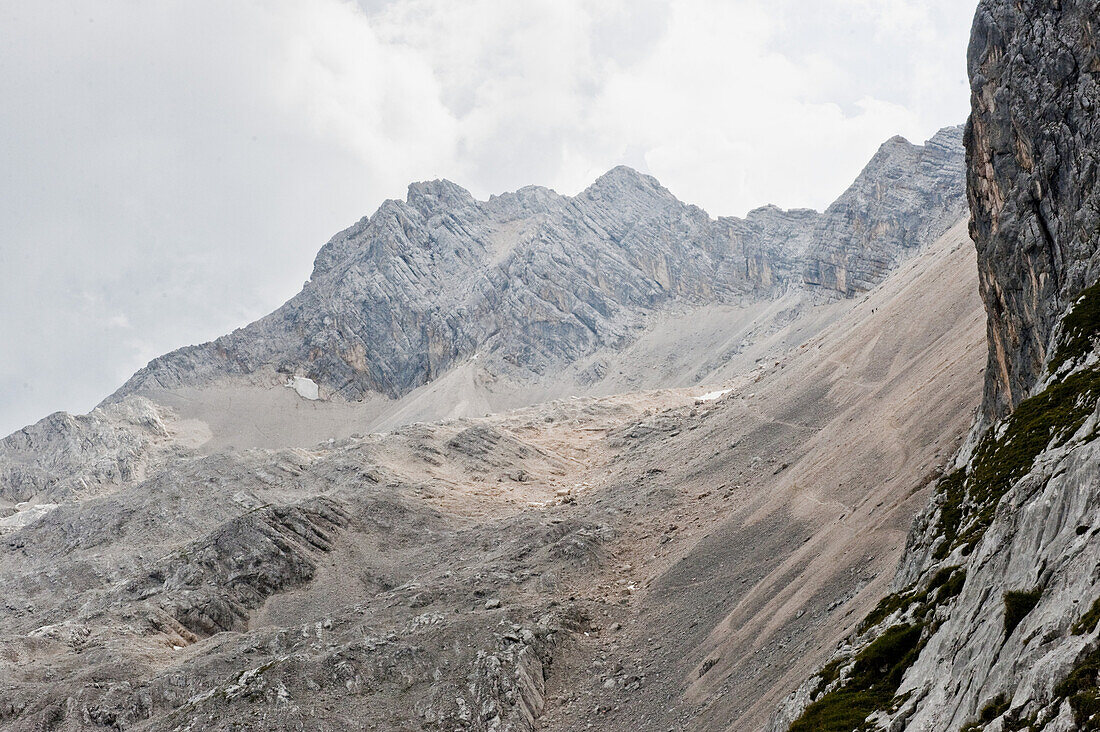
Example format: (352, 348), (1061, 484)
(103, 126), (965, 418)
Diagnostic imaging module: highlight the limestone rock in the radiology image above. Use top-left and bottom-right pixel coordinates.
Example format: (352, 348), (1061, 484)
(968, 0), (1100, 421)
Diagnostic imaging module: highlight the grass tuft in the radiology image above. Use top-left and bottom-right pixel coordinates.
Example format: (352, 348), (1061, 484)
(931, 367), (1100, 560)
(1003, 588), (1042, 639)
(1050, 280), (1100, 374)
(1075, 597), (1100, 635)
(788, 624), (925, 732)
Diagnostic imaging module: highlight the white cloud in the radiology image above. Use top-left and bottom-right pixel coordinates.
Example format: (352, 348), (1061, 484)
(0, 0), (977, 435)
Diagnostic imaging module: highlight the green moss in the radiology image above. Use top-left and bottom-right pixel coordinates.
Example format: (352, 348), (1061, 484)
(960, 693), (1010, 731)
(933, 471), (967, 560)
(794, 563), (968, 732)
(860, 592), (911, 633)
(1003, 715), (1040, 732)
(1050, 280), (1100, 374)
(1003, 588), (1042, 639)
(789, 624), (925, 732)
(1054, 644), (1100, 729)
(938, 567), (967, 600)
(932, 367), (1100, 560)
(1075, 597), (1100, 635)
(816, 657), (845, 690)
(857, 567), (966, 634)
(959, 695), (1043, 732)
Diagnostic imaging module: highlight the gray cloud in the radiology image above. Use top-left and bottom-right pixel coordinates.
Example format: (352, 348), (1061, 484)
(0, 0), (976, 435)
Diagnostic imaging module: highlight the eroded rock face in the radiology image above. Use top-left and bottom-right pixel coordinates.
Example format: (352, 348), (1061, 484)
(0, 398), (179, 504)
(806, 126), (967, 295)
(775, 3), (1100, 730)
(108, 133), (964, 407)
(967, 0), (1100, 421)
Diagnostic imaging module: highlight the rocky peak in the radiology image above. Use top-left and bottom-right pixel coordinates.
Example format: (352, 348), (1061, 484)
(405, 178), (477, 218)
(804, 125), (967, 295)
(582, 165), (666, 198)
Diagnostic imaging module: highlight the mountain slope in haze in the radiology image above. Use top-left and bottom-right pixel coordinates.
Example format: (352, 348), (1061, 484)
(107, 128), (965, 414)
(776, 2), (1100, 730)
(0, 219), (984, 732)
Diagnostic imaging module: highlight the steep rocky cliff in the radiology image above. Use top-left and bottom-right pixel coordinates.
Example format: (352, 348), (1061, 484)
(968, 1), (1100, 422)
(806, 126), (966, 295)
(107, 130), (964, 407)
(775, 3), (1100, 730)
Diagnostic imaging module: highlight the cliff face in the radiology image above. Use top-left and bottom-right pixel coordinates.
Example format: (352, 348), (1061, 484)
(968, 0), (1100, 421)
(775, 3), (1100, 730)
(106, 131), (964, 407)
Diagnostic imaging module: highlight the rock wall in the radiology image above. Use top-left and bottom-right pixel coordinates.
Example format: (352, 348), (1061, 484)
(806, 126), (966, 295)
(968, 0), (1100, 421)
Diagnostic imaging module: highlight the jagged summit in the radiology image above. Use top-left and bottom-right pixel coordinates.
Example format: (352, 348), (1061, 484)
(405, 178), (476, 215)
(581, 164), (670, 200)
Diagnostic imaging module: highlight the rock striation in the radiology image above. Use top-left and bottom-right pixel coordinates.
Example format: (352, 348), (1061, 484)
(806, 126), (967, 294)
(775, 3), (1100, 730)
(108, 130), (964, 407)
(0, 398), (184, 505)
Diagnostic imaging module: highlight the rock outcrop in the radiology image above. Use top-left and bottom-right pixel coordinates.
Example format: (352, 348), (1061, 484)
(775, 3), (1100, 730)
(107, 131), (964, 407)
(0, 398), (184, 505)
(968, 0), (1100, 422)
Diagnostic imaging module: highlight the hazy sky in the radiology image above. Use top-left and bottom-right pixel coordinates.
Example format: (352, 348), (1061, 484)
(0, 0), (977, 436)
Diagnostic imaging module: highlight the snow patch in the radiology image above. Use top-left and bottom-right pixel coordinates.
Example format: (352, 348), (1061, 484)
(0, 503), (60, 531)
(286, 376), (320, 401)
(695, 388), (732, 402)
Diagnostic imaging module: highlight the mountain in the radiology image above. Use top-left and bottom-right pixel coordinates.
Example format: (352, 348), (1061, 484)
(107, 128), (964, 417)
(0, 124), (979, 732)
(0, 222), (983, 732)
(775, 2), (1100, 730)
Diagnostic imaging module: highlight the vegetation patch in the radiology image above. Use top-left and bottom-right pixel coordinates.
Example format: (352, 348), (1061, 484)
(960, 693), (1009, 731)
(1075, 597), (1100, 635)
(1050, 280), (1100, 375)
(1054, 643), (1100, 729)
(788, 624), (925, 732)
(932, 366), (1100, 559)
(933, 471), (966, 560)
(792, 568), (968, 731)
(858, 566), (967, 633)
(1003, 588), (1042, 639)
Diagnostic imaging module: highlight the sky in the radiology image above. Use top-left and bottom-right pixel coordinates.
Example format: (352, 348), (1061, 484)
(0, 0), (977, 437)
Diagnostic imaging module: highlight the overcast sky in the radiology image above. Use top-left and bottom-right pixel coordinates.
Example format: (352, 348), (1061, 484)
(0, 0), (976, 436)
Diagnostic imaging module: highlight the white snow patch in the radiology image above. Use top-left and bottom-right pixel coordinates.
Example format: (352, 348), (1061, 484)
(695, 388), (732, 403)
(0, 503), (60, 531)
(286, 376), (320, 401)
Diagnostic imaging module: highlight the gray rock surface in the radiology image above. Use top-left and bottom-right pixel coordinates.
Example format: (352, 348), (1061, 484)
(806, 126), (966, 294)
(108, 131), (964, 408)
(0, 398), (196, 505)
